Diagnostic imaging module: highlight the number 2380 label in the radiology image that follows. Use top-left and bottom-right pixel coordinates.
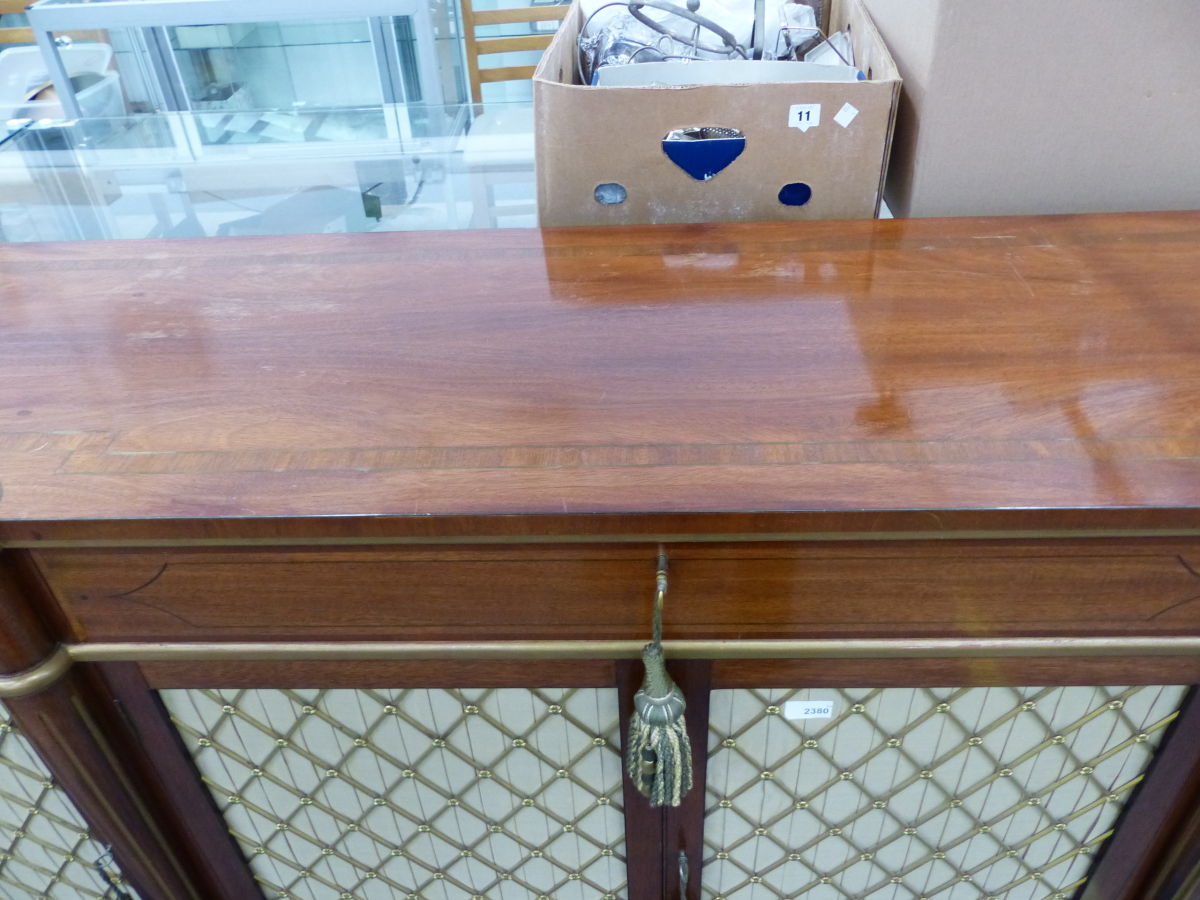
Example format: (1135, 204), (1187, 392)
(783, 699), (836, 720)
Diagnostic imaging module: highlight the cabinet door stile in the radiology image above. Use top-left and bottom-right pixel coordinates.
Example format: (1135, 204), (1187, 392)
(665, 661), (713, 900)
(1, 550), (224, 900)
(618, 659), (667, 900)
(1080, 686), (1200, 900)
(99, 661), (264, 900)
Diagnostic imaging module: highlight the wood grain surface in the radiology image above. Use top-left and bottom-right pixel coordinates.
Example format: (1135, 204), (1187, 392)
(3, 214), (1200, 900)
(2, 213), (1200, 542)
(5, 667), (211, 900)
(31, 538), (1200, 642)
(663, 661), (711, 900)
(0, 551), (57, 673)
(1080, 688), (1200, 900)
(617, 659), (665, 900)
(139, 659), (618, 689)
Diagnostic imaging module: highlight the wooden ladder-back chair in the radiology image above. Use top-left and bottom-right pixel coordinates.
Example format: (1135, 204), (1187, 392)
(0, 2), (107, 49)
(459, 0), (568, 103)
(0, 0), (33, 46)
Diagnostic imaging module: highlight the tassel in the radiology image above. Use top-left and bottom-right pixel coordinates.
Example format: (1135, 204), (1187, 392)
(626, 555), (693, 807)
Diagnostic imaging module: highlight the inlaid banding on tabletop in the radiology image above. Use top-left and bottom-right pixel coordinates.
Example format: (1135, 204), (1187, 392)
(4, 214), (1200, 528)
(0, 245), (553, 273)
(51, 437), (1200, 476)
(0, 431), (117, 454)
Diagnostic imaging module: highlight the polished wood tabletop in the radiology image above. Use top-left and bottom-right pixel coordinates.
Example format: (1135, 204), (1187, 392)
(2, 211), (1199, 542)
(4, 213), (1200, 900)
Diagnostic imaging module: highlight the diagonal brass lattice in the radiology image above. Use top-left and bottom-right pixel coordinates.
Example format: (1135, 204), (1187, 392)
(704, 685), (1187, 900)
(163, 688), (627, 900)
(0, 701), (138, 900)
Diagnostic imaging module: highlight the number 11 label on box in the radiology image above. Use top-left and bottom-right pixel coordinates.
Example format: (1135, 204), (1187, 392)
(788, 104), (821, 132)
(783, 699), (836, 719)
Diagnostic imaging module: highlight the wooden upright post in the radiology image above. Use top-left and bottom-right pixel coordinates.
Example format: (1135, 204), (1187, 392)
(0, 550), (257, 900)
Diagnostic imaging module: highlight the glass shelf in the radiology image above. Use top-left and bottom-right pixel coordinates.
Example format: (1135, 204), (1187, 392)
(0, 102), (535, 241)
(169, 21), (375, 51)
(25, 0), (463, 116)
(166, 19), (385, 110)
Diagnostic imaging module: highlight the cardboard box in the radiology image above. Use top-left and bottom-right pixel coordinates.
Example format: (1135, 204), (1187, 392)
(533, 0), (901, 227)
(863, 0), (1200, 217)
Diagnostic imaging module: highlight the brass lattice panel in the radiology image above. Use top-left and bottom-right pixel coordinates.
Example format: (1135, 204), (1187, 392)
(162, 688), (627, 900)
(0, 701), (137, 900)
(704, 686), (1187, 900)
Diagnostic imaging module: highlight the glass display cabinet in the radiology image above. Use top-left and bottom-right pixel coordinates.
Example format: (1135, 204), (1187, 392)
(24, 0), (458, 119)
(0, 101), (535, 241)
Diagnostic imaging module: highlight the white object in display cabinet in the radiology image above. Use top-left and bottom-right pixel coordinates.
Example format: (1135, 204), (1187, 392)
(25, 0), (443, 119)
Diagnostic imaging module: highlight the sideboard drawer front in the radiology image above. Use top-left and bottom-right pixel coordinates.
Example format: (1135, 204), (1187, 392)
(35, 547), (659, 642)
(668, 544), (1200, 636)
(33, 539), (1200, 643)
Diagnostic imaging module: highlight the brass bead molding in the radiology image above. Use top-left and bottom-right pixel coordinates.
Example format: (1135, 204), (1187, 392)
(6, 636), (1200, 698)
(0, 645), (72, 698)
(58, 638), (1200, 667)
(63, 636), (1200, 662)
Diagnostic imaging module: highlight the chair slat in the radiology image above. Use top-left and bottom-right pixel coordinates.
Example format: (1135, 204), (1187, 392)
(0, 26), (33, 43)
(478, 64), (539, 84)
(472, 6), (568, 26)
(461, 0), (567, 101)
(476, 33), (554, 55)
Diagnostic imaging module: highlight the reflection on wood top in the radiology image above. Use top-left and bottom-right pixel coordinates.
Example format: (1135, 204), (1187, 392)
(2, 212), (1200, 541)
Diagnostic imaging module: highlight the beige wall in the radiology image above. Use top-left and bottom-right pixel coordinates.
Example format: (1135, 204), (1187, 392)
(864, 0), (1200, 217)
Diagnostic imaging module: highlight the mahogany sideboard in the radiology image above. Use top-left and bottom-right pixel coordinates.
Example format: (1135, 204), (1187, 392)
(2, 212), (1200, 900)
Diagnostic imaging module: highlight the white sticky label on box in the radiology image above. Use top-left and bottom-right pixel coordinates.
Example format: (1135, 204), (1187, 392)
(788, 104), (820, 132)
(834, 102), (859, 128)
(784, 699), (836, 720)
